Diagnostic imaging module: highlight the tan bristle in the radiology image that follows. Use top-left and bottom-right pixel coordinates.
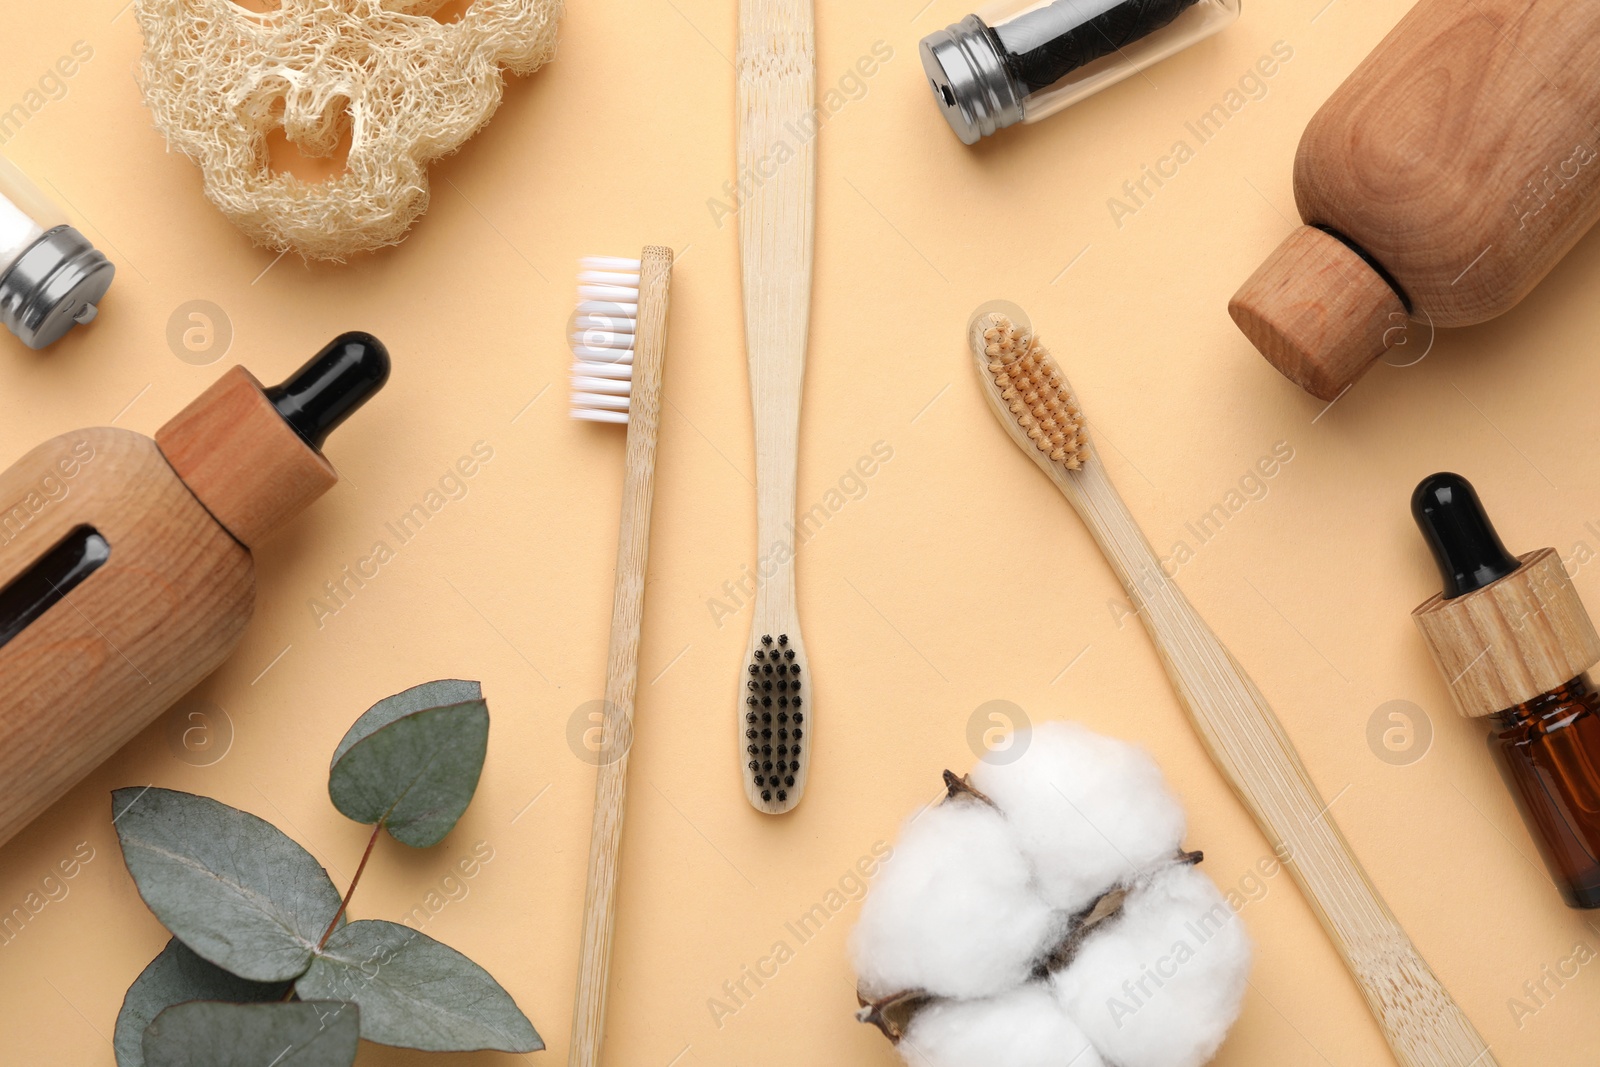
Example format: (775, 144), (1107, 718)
(982, 314), (1089, 470)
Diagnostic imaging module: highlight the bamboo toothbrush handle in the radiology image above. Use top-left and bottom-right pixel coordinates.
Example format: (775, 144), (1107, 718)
(569, 247), (673, 1067)
(1059, 457), (1497, 1067)
(737, 0), (815, 581)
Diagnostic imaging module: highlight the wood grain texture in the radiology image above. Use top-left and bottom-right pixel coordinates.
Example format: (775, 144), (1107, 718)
(156, 365), (337, 549)
(969, 323), (1497, 1067)
(569, 246), (672, 1067)
(1413, 547), (1600, 719)
(0, 428), (254, 848)
(1295, 0), (1600, 326)
(1228, 225), (1407, 400)
(736, 0), (815, 816)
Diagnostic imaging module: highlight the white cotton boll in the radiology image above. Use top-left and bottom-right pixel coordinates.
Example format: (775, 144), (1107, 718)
(1054, 863), (1251, 1067)
(969, 721), (1187, 913)
(899, 983), (1107, 1067)
(851, 801), (1061, 1000)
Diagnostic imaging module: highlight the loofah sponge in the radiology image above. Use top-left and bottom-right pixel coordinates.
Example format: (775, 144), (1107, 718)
(134, 0), (561, 260)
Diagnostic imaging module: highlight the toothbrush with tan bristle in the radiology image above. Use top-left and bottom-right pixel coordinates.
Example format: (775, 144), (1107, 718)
(969, 307), (1497, 1067)
(735, 0), (815, 814)
(568, 248), (673, 1067)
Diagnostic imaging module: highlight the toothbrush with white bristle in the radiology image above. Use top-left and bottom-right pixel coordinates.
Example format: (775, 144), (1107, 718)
(569, 255), (647, 424)
(567, 248), (673, 1067)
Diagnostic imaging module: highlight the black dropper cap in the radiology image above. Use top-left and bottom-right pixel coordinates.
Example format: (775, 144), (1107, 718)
(264, 332), (390, 450)
(1412, 473), (1523, 599)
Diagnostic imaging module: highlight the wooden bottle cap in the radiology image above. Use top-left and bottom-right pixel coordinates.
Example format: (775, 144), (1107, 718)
(1229, 225), (1407, 401)
(1411, 548), (1600, 718)
(156, 365), (337, 549)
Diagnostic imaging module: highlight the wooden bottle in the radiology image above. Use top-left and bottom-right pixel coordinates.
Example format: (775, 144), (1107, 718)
(0, 333), (388, 847)
(1230, 0), (1600, 400)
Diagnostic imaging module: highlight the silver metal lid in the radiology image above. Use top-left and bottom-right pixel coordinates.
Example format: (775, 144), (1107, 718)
(919, 15), (1024, 145)
(0, 225), (114, 350)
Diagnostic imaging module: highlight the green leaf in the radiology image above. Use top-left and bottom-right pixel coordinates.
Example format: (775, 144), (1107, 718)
(112, 787), (343, 982)
(328, 680), (489, 848)
(114, 939), (288, 1067)
(141, 1001), (359, 1067)
(294, 919), (541, 1052)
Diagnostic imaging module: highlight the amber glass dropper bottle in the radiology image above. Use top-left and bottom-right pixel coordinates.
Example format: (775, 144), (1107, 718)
(1411, 473), (1600, 908)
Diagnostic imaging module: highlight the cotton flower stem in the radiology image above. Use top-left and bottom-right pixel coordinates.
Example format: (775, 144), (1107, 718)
(856, 988), (934, 1043)
(942, 769), (997, 807)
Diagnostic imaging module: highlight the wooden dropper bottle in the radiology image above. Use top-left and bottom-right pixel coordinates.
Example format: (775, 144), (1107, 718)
(0, 333), (388, 847)
(1410, 473), (1600, 908)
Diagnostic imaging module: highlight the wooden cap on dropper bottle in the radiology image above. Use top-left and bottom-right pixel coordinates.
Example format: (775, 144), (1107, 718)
(1229, 225), (1407, 401)
(156, 333), (390, 549)
(1410, 473), (1600, 719)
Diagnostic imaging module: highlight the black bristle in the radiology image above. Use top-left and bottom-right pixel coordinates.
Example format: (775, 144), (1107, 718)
(746, 744), (758, 755)
(793, 697), (802, 707)
(763, 759), (773, 771)
(794, 712), (804, 724)
(762, 712), (772, 723)
(778, 696), (789, 708)
(777, 745), (788, 756)
(794, 729), (803, 740)
(778, 711), (789, 723)
(748, 760), (758, 772)
(746, 712), (757, 724)
(790, 760), (799, 771)
(762, 681), (772, 692)
(761, 744), (772, 756)
(784, 775), (795, 787)
(776, 789), (787, 801)
(791, 664), (801, 676)
(746, 696), (757, 707)
(746, 728), (757, 740)
(748, 664), (758, 676)
(761, 634), (773, 646)
(747, 680), (758, 692)
(778, 634), (788, 645)
(761, 789), (772, 802)
(754, 774), (764, 786)
(761, 696), (772, 708)
(761, 728), (772, 740)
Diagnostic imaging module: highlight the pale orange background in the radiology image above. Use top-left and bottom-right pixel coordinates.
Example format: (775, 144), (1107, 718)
(2, 0), (1598, 1064)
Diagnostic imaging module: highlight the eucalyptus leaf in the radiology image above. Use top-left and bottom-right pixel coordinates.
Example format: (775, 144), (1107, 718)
(142, 1000), (359, 1067)
(114, 939), (289, 1067)
(112, 787), (343, 982)
(328, 680), (488, 848)
(294, 919), (541, 1052)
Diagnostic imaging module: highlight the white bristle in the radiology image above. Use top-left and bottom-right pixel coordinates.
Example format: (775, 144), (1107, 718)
(579, 284), (639, 303)
(572, 376), (631, 396)
(578, 299), (638, 318)
(573, 392), (630, 412)
(572, 408), (630, 425)
(571, 255), (647, 423)
(573, 361), (632, 380)
(571, 345), (634, 363)
(573, 315), (635, 335)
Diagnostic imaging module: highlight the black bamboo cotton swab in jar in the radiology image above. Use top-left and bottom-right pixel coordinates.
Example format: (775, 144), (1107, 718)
(736, 0), (816, 815)
(0, 153), (113, 348)
(567, 249), (673, 1067)
(921, 0), (1240, 143)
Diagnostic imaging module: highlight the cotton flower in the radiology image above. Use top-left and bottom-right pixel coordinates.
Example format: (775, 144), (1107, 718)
(900, 984), (1107, 1067)
(853, 721), (1250, 1067)
(970, 720), (1187, 913)
(851, 801), (1061, 1000)
(1054, 863), (1250, 1067)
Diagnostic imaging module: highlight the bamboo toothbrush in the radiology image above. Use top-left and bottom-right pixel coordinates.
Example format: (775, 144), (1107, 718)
(736, 0), (816, 814)
(969, 308), (1497, 1067)
(568, 247), (673, 1067)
